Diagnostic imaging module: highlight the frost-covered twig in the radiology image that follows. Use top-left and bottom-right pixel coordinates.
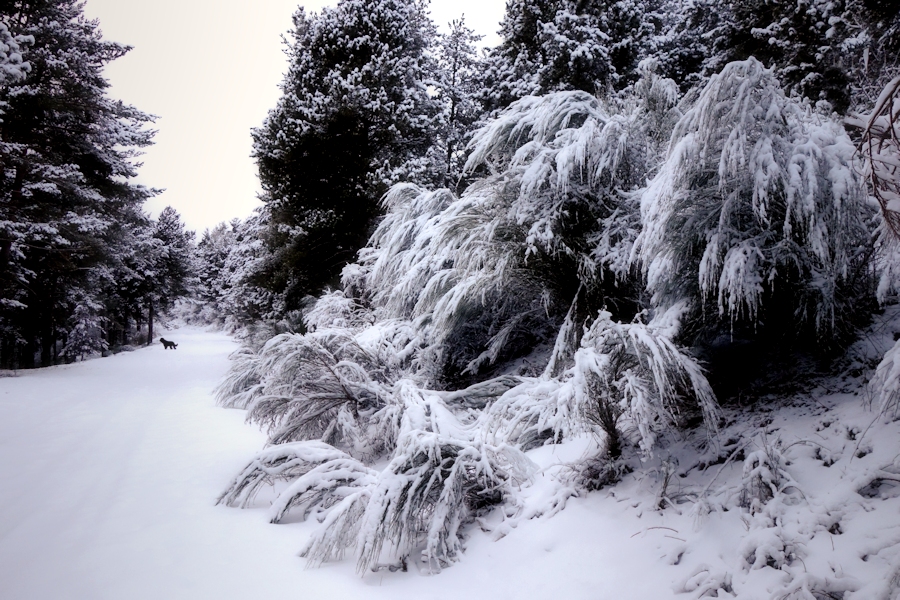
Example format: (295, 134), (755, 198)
(850, 76), (900, 238)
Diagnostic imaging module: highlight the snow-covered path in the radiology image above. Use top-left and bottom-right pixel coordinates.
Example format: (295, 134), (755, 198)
(0, 329), (277, 599)
(0, 328), (675, 600)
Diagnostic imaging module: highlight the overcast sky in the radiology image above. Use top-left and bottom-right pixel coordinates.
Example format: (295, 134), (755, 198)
(82, 0), (505, 233)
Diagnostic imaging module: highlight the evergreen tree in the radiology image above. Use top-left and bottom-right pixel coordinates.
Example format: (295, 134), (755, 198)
(433, 17), (484, 192)
(481, 0), (660, 112)
(635, 59), (873, 392)
(194, 220), (238, 323)
(654, 0), (899, 113)
(479, 0), (557, 111)
(219, 209), (284, 330)
(726, 0), (856, 113)
(0, 0), (156, 367)
(653, 0), (734, 93)
(251, 0), (440, 312)
(0, 19), (29, 89)
(144, 206), (196, 343)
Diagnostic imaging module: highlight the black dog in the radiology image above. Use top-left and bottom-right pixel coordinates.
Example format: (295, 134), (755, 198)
(160, 338), (178, 350)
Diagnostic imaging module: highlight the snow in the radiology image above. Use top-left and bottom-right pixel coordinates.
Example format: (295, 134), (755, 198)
(5, 325), (900, 598)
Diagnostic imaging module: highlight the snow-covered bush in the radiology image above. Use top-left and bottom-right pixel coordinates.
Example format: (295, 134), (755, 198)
(869, 338), (900, 418)
(636, 58), (872, 346)
(570, 311), (719, 458)
(351, 73), (679, 385)
(481, 310), (720, 477)
(216, 292), (722, 572)
(220, 63), (900, 575)
(739, 445), (789, 514)
(219, 373), (535, 573)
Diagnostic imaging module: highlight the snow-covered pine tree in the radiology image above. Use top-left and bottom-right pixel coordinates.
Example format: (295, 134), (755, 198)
(189, 220), (238, 324)
(652, 0), (735, 93)
(217, 209), (285, 334)
(406, 64), (677, 382)
(141, 206), (196, 343)
(480, 0), (660, 112)
(654, 0), (898, 114)
(251, 0), (441, 313)
(433, 17), (484, 193)
(726, 0), (858, 113)
(635, 58), (873, 393)
(102, 211), (159, 348)
(538, 0), (659, 94)
(0, 18), (28, 90)
(0, 0), (156, 367)
(478, 0), (557, 112)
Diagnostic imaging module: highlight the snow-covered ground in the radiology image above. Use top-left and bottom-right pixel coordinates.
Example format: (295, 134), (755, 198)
(3, 326), (900, 599)
(0, 328), (671, 599)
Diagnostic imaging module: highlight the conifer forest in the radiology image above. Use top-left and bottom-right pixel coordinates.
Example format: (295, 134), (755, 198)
(3, 0), (900, 597)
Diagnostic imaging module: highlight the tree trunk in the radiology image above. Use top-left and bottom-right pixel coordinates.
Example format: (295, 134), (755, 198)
(62, 333), (70, 363)
(40, 328), (52, 367)
(0, 163), (25, 273)
(23, 338), (35, 369)
(147, 299), (154, 346)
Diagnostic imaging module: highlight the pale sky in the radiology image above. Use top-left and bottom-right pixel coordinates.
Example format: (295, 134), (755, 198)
(82, 0), (506, 233)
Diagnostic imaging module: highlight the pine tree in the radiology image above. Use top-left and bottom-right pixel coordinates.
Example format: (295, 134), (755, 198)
(653, 0), (734, 93)
(143, 206), (196, 343)
(218, 209), (284, 331)
(192, 220), (238, 323)
(0, 18), (29, 89)
(654, 0), (899, 114)
(433, 17), (484, 192)
(479, 0), (557, 111)
(726, 0), (856, 113)
(251, 0), (440, 312)
(481, 0), (660, 112)
(635, 59), (873, 391)
(0, 0), (156, 367)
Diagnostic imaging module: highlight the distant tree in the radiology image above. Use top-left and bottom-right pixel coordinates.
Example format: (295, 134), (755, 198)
(103, 211), (157, 348)
(433, 17), (484, 192)
(194, 220), (238, 323)
(145, 206), (196, 343)
(218, 210), (284, 331)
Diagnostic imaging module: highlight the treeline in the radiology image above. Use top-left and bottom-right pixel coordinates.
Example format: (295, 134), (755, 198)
(0, 1), (194, 368)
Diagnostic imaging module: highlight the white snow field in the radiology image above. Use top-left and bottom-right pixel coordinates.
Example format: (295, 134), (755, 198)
(4, 325), (900, 599)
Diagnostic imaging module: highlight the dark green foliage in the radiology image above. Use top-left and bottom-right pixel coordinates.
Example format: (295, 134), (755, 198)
(654, 0), (900, 114)
(480, 0), (661, 111)
(251, 0), (440, 311)
(0, 1), (193, 366)
(433, 17), (484, 192)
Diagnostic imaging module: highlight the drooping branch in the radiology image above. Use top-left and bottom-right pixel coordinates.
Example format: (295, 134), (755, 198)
(850, 76), (900, 238)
